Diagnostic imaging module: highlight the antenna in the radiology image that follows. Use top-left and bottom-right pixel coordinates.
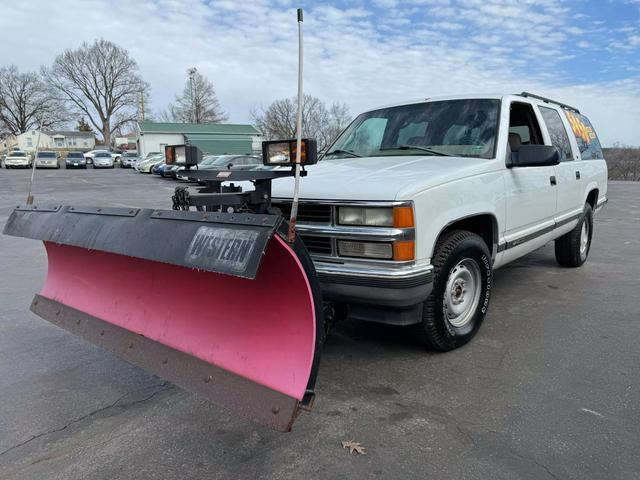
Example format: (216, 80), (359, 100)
(26, 121), (44, 205)
(287, 7), (304, 244)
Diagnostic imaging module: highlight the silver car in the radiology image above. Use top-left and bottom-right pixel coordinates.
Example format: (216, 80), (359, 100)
(120, 152), (140, 168)
(135, 155), (164, 173)
(35, 151), (61, 169)
(92, 152), (114, 168)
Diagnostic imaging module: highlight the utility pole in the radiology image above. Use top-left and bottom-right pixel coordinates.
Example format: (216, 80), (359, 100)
(188, 67), (197, 123)
(139, 90), (145, 121)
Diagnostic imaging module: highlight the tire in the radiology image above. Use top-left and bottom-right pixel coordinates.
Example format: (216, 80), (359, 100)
(416, 230), (493, 351)
(555, 203), (593, 268)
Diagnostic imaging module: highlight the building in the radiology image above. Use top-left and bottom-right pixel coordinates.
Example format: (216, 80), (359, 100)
(1, 134), (17, 152)
(16, 130), (95, 152)
(136, 122), (262, 157)
(115, 135), (137, 150)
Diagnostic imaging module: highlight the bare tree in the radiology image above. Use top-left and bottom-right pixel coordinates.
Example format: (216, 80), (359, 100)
(76, 117), (93, 132)
(251, 94), (351, 151)
(43, 39), (149, 146)
(0, 65), (67, 135)
(167, 68), (227, 123)
(605, 146), (640, 181)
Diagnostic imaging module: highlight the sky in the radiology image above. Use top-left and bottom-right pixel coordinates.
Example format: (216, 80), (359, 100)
(0, 0), (639, 146)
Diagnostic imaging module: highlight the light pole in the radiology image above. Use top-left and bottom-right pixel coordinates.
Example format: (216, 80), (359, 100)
(188, 67), (197, 123)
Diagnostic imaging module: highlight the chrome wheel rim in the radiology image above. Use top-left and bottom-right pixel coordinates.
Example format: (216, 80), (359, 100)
(443, 258), (482, 328)
(580, 220), (589, 257)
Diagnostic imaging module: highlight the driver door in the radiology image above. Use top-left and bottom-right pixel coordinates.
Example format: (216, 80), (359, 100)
(501, 101), (557, 261)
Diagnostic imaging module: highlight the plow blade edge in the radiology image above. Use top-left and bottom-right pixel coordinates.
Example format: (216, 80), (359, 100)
(4, 206), (323, 431)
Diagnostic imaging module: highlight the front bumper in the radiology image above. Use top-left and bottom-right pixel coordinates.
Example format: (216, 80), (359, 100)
(315, 260), (433, 308)
(35, 161), (58, 168)
(5, 161), (29, 167)
(66, 161), (86, 168)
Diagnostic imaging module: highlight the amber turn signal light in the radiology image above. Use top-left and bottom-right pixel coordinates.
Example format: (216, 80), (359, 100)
(393, 240), (415, 261)
(393, 206), (414, 228)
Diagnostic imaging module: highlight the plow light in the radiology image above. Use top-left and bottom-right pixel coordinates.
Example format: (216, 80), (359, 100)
(262, 139), (318, 166)
(165, 144), (202, 167)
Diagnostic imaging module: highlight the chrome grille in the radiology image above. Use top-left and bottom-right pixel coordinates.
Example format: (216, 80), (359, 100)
(299, 235), (333, 255)
(272, 201), (331, 224)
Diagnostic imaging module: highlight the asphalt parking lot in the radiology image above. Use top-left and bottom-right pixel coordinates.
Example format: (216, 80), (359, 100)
(0, 168), (638, 479)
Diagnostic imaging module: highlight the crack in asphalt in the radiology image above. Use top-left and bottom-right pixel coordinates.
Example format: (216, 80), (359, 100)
(0, 382), (173, 459)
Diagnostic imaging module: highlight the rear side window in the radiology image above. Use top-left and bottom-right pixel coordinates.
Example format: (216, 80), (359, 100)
(564, 111), (604, 160)
(539, 106), (573, 161)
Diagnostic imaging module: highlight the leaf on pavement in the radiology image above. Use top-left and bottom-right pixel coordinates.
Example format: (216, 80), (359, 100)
(341, 440), (366, 455)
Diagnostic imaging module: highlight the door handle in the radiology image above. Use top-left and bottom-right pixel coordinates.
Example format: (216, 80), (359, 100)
(550, 176), (557, 186)
(575, 171), (581, 180)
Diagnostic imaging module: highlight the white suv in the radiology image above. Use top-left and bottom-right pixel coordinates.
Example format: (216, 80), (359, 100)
(272, 92), (608, 351)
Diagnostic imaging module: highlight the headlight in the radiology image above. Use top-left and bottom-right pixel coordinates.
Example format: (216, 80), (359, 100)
(338, 206), (414, 228)
(338, 207), (393, 227)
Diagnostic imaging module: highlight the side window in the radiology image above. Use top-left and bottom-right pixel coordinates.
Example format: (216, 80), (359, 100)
(564, 111), (604, 160)
(539, 106), (573, 161)
(508, 102), (543, 151)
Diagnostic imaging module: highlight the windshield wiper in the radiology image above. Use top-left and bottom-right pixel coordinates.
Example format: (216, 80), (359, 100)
(324, 149), (361, 158)
(381, 146), (452, 156)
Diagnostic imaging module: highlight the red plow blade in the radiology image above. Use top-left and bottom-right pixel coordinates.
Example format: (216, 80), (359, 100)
(4, 205), (323, 431)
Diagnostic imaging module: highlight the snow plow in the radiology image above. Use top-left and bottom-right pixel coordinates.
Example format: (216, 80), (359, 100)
(3, 140), (324, 431)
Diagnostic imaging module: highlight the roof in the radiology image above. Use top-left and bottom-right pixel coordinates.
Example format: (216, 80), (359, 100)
(366, 92), (581, 114)
(44, 130), (95, 138)
(138, 122), (260, 136)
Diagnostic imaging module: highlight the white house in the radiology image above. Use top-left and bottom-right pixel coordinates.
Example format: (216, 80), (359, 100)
(17, 130), (96, 152)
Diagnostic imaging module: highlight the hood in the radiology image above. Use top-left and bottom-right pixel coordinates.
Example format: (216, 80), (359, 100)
(271, 155), (499, 201)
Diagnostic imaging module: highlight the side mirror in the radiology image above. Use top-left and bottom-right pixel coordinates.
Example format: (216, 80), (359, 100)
(227, 163), (234, 169)
(510, 145), (559, 168)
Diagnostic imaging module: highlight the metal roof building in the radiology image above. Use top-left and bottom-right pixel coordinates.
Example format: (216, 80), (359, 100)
(136, 122), (262, 157)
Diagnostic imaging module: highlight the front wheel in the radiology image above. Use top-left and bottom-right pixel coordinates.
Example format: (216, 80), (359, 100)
(555, 203), (593, 268)
(416, 230), (492, 351)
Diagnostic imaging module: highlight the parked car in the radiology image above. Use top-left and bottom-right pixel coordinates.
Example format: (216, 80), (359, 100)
(152, 161), (167, 175)
(4, 150), (32, 169)
(92, 151), (114, 168)
(84, 150), (106, 164)
(268, 92), (608, 351)
(135, 155), (164, 173)
(120, 152), (140, 168)
(65, 152), (87, 169)
(162, 164), (185, 178)
(110, 150), (123, 164)
(35, 151), (61, 169)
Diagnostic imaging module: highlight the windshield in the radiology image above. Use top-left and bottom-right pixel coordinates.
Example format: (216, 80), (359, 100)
(325, 99), (500, 160)
(124, 152), (138, 157)
(95, 153), (110, 157)
(37, 152), (56, 158)
(11, 152), (26, 157)
(67, 152), (83, 158)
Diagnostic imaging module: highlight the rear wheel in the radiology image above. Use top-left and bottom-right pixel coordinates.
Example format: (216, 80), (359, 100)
(416, 230), (492, 351)
(555, 203), (593, 268)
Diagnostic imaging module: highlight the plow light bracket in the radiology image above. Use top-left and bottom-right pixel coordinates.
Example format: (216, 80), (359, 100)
(165, 144), (202, 167)
(262, 139), (318, 166)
